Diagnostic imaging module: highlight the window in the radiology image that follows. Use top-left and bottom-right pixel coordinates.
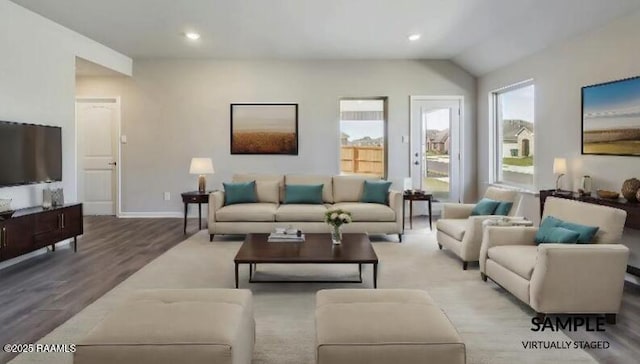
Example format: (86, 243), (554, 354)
(492, 82), (535, 187)
(339, 98), (388, 178)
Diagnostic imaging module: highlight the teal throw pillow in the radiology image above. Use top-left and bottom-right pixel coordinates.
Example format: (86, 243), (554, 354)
(558, 220), (599, 244)
(537, 226), (580, 244)
(470, 198), (500, 216)
(535, 216), (599, 244)
(223, 181), (257, 205)
(360, 180), (392, 204)
(494, 201), (513, 216)
(284, 184), (324, 204)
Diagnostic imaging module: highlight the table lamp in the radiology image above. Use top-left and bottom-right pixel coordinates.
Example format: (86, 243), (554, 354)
(189, 157), (215, 193)
(553, 158), (567, 191)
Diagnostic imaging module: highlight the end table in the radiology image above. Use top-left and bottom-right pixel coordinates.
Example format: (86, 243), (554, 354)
(181, 191), (214, 234)
(403, 192), (434, 231)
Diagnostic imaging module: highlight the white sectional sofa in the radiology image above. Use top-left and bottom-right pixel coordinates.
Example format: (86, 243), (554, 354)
(208, 174), (403, 241)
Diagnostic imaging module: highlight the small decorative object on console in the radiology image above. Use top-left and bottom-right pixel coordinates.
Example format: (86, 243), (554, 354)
(51, 188), (64, 207)
(0, 199), (13, 220)
(621, 178), (640, 202)
(324, 209), (352, 245)
(597, 189), (620, 199)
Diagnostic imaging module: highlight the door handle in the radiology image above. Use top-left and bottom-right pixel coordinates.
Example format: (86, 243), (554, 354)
(414, 161), (419, 165)
(61, 213), (65, 229)
(108, 162), (117, 166)
(1, 227), (6, 248)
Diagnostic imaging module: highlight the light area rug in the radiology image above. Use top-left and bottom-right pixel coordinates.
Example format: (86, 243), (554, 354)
(10, 231), (596, 364)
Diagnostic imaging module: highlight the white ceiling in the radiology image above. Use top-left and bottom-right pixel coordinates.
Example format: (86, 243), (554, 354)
(12, 0), (640, 75)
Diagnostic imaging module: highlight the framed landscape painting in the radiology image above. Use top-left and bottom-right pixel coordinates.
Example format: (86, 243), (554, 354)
(582, 76), (640, 156)
(230, 103), (298, 155)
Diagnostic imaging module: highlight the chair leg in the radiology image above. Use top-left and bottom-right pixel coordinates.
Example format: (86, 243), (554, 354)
(438, 243), (443, 250)
(398, 234), (402, 243)
(462, 261), (468, 270)
(209, 234), (214, 242)
(480, 272), (487, 281)
(605, 314), (616, 325)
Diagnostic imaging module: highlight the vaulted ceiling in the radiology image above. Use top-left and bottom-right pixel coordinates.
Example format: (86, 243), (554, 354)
(12, 0), (640, 75)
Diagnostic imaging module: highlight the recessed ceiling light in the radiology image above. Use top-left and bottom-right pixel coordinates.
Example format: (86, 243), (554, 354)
(185, 32), (201, 41)
(408, 34), (421, 41)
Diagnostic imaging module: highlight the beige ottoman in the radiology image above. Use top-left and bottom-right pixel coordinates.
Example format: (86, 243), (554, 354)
(315, 289), (465, 364)
(75, 289), (254, 364)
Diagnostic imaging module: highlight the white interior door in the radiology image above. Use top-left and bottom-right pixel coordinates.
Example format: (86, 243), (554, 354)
(410, 97), (462, 203)
(76, 99), (119, 215)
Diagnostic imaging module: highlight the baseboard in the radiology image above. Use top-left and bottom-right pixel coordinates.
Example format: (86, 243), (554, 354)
(118, 211), (184, 218)
(118, 211), (208, 218)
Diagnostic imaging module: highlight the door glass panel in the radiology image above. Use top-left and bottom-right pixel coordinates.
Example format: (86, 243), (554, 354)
(423, 108), (451, 201)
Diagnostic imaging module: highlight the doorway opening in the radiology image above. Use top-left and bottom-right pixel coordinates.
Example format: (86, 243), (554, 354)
(410, 97), (463, 204)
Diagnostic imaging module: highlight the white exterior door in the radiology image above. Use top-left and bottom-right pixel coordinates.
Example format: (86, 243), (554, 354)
(410, 97), (462, 203)
(76, 100), (119, 215)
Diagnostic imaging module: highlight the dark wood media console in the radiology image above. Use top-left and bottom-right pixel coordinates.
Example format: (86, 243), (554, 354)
(540, 190), (640, 277)
(0, 203), (83, 262)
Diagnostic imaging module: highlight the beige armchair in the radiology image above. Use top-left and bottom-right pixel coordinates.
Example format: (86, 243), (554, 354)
(479, 197), (628, 323)
(436, 186), (520, 269)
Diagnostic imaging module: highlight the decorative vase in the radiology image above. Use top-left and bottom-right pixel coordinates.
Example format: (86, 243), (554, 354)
(42, 185), (52, 209)
(331, 225), (342, 245)
(621, 178), (640, 202)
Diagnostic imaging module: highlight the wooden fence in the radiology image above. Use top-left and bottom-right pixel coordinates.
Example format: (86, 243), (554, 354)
(340, 146), (384, 176)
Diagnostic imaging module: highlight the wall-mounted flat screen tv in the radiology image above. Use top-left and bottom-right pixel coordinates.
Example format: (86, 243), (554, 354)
(582, 75), (640, 156)
(0, 121), (62, 187)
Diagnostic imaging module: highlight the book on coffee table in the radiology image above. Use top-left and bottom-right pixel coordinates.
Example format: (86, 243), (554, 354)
(267, 233), (305, 242)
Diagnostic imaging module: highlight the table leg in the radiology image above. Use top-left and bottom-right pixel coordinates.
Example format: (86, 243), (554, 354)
(198, 203), (202, 230)
(183, 202), (188, 234)
(402, 199), (406, 231)
(250, 263), (253, 280)
(373, 263), (378, 288)
(409, 200), (413, 229)
(235, 263), (239, 288)
(359, 263), (362, 282)
(74, 236), (78, 253)
(428, 197), (433, 230)
(51, 243), (55, 252)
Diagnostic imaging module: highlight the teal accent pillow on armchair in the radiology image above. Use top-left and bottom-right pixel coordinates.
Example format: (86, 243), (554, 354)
(284, 184), (324, 204)
(535, 216), (599, 244)
(536, 226), (580, 244)
(223, 181), (257, 205)
(360, 180), (392, 204)
(494, 201), (513, 216)
(470, 198), (500, 216)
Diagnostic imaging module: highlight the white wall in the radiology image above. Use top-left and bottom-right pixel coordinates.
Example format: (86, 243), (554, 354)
(77, 59), (476, 215)
(477, 10), (640, 221)
(0, 0), (132, 210)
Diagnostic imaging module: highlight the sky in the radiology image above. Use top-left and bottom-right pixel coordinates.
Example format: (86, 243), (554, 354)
(583, 76), (640, 114)
(341, 120), (383, 140)
(501, 84), (535, 122)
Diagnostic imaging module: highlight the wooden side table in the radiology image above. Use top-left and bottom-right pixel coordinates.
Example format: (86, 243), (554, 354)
(181, 191), (213, 234)
(403, 192), (433, 231)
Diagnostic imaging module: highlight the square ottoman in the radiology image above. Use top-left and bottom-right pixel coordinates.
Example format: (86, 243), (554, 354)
(74, 289), (254, 364)
(315, 289), (465, 364)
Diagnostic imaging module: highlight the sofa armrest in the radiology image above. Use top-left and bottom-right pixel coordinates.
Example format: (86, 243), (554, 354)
(388, 190), (402, 232)
(529, 244), (629, 314)
(458, 215), (500, 262)
(208, 191), (225, 225)
(442, 203), (475, 219)
(479, 226), (538, 273)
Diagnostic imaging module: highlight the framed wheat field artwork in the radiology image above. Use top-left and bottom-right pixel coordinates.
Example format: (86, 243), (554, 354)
(230, 103), (299, 155)
(582, 75), (640, 156)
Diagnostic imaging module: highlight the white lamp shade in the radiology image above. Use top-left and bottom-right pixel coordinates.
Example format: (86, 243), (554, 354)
(189, 158), (215, 175)
(553, 158), (567, 174)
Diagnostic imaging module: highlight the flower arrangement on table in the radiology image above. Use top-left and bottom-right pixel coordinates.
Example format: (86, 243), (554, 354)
(324, 209), (352, 245)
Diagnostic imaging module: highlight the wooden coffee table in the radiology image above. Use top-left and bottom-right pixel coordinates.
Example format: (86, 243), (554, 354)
(234, 233), (378, 288)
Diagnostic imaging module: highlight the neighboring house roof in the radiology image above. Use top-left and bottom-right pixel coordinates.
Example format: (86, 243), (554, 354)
(503, 120), (533, 142)
(350, 136), (384, 146)
(426, 129), (449, 143)
(515, 127), (534, 137)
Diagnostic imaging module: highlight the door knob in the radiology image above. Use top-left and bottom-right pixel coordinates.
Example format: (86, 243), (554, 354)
(414, 161), (419, 165)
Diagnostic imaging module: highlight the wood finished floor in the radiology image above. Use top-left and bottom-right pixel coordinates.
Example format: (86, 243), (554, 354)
(0, 215), (638, 364)
(0, 216), (188, 364)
